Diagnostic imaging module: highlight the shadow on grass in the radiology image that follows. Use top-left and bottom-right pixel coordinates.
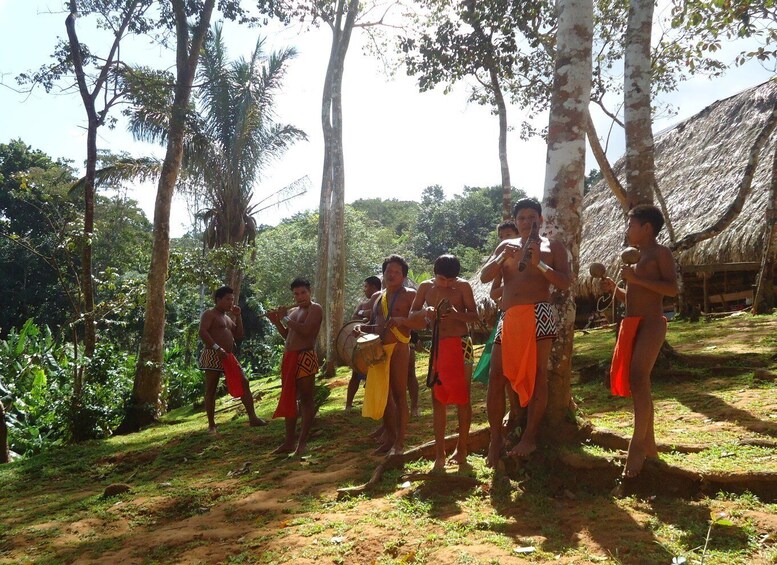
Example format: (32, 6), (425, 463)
(675, 391), (777, 439)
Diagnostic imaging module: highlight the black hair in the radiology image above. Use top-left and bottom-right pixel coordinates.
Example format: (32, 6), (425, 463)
(497, 220), (518, 234)
(629, 204), (665, 235)
(433, 254), (461, 278)
(512, 197), (542, 218)
(214, 286), (234, 301)
(290, 277), (311, 290)
(364, 276), (382, 289)
(382, 254), (409, 277)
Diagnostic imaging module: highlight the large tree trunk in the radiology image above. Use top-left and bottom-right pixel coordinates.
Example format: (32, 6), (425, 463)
(541, 0), (593, 437)
(318, 0), (358, 376)
(753, 142), (777, 314)
(119, 0), (215, 433)
(623, 0), (656, 208)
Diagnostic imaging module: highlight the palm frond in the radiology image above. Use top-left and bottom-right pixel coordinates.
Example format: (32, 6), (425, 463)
(69, 157), (162, 195)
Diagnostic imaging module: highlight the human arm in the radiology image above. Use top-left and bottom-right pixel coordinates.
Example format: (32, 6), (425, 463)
(621, 246), (679, 297)
(285, 304), (324, 337)
(230, 305), (244, 340)
(531, 239), (572, 290)
(448, 282), (480, 324)
(601, 277), (625, 303)
(489, 273), (503, 301)
(266, 310), (289, 339)
(480, 240), (514, 283)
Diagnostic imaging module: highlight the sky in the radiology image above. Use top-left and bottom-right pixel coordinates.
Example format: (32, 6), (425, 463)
(0, 1), (774, 237)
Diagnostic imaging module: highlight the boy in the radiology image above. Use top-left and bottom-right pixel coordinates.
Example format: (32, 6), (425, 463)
(412, 254), (479, 470)
(601, 204), (678, 477)
(480, 198), (571, 466)
(267, 278), (323, 457)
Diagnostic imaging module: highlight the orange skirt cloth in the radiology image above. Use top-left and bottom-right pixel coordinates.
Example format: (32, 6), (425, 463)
(433, 337), (469, 406)
(221, 353), (246, 398)
(609, 317), (643, 397)
(501, 305), (537, 407)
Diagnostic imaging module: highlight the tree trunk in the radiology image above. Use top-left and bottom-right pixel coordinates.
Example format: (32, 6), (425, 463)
(623, 0), (656, 208)
(119, 0), (215, 433)
(671, 102), (777, 253)
(541, 0), (592, 435)
(753, 142), (777, 314)
(585, 109), (627, 212)
(0, 399), (9, 464)
(318, 0), (359, 376)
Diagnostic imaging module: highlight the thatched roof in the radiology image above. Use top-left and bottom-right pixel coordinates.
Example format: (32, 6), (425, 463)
(578, 79), (777, 299)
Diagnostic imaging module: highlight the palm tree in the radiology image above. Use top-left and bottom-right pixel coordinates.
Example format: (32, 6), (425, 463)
(129, 23), (307, 297)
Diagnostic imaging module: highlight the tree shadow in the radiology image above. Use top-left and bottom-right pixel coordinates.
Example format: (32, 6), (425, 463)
(675, 391), (777, 439)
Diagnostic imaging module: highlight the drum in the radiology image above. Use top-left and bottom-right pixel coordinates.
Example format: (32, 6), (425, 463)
(335, 321), (361, 369)
(354, 333), (385, 374)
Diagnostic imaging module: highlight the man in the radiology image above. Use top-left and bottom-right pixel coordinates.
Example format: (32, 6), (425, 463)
(601, 204), (678, 478)
(357, 254), (420, 455)
(198, 286), (266, 433)
(411, 254), (479, 470)
(267, 278), (323, 457)
(480, 198), (571, 466)
(345, 276), (382, 410)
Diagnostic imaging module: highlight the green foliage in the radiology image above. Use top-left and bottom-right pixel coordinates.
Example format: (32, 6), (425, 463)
(411, 185), (525, 272)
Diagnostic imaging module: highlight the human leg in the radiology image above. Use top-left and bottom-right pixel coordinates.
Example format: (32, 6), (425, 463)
(204, 370), (220, 432)
(239, 372), (266, 426)
(408, 348), (419, 417)
(450, 363), (472, 465)
(509, 339), (552, 457)
(624, 317), (666, 477)
(345, 370), (361, 409)
(388, 343), (410, 454)
(294, 375), (315, 456)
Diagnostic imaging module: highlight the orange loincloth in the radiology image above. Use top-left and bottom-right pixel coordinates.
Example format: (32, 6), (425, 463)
(609, 317), (642, 397)
(222, 353), (246, 398)
(432, 337), (469, 406)
(501, 305), (537, 407)
(273, 349), (319, 418)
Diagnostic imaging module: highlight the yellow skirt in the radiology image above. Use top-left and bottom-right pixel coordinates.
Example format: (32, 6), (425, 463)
(362, 343), (396, 420)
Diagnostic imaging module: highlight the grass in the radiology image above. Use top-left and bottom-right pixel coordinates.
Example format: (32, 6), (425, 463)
(0, 314), (776, 563)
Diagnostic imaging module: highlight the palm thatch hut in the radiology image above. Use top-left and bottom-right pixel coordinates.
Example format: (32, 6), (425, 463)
(578, 79), (777, 317)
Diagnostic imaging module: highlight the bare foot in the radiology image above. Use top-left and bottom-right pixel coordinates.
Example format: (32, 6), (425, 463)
(207, 426), (219, 435)
(272, 443), (295, 455)
(368, 427), (383, 441)
(410, 406), (419, 418)
(447, 449), (468, 467)
(508, 438), (537, 459)
(431, 458), (446, 473)
(623, 446), (647, 478)
(487, 439), (504, 468)
(248, 417), (268, 427)
(292, 444), (307, 457)
(386, 446), (404, 457)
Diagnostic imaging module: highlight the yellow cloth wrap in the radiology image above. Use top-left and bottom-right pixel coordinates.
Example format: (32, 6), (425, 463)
(362, 343), (396, 420)
(501, 304), (537, 408)
(381, 291), (410, 344)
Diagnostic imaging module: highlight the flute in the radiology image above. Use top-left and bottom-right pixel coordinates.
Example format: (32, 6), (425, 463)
(257, 305), (293, 318)
(518, 221), (540, 272)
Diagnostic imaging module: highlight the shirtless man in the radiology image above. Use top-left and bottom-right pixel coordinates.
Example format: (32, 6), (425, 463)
(601, 204), (678, 478)
(480, 198), (571, 466)
(411, 254), (479, 470)
(358, 255), (421, 455)
(345, 276), (382, 410)
(198, 286), (266, 433)
(267, 278), (323, 457)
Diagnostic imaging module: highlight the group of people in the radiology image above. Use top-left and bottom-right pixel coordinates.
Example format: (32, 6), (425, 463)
(198, 197), (678, 479)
